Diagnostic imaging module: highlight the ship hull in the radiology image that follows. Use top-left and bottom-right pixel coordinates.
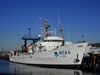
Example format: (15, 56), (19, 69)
(9, 43), (88, 69)
(10, 60), (81, 69)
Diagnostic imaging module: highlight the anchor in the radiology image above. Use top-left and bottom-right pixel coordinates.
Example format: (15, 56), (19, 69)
(74, 53), (80, 63)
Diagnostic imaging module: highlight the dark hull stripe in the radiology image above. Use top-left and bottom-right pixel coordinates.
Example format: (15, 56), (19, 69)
(10, 61), (81, 69)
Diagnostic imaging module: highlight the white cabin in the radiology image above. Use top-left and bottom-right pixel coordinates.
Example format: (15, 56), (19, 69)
(34, 36), (72, 51)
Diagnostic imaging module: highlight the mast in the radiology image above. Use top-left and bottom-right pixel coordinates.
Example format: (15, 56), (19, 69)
(28, 28), (31, 38)
(42, 17), (50, 37)
(59, 24), (63, 38)
(55, 27), (57, 36)
(44, 20), (48, 37)
(68, 32), (70, 41)
(58, 16), (63, 38)
(40, 18), (44, 38)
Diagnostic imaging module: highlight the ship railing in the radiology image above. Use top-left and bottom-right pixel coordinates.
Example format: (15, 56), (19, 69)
(16, 52), (34, 56)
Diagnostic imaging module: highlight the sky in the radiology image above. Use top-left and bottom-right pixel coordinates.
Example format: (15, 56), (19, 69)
(0, 0), (100, 50)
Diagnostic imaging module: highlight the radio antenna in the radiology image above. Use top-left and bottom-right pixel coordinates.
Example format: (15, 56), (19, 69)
(58, 16), (63, 38)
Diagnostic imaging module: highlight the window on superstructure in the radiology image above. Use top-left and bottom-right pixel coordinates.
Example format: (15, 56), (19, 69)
(43, 40), (63, 42)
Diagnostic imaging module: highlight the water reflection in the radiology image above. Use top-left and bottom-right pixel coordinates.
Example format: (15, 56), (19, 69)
(10, 62), (82, 75)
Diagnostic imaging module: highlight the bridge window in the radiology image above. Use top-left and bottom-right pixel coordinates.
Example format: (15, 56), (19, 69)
(43, 40), (63, 42)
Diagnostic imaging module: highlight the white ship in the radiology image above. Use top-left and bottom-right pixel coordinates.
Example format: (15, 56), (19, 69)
(9, 18), (89, 68)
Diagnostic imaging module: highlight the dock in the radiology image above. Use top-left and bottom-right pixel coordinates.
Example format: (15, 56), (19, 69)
(82, 48), (100, 71)
(0, 51), (9, 60)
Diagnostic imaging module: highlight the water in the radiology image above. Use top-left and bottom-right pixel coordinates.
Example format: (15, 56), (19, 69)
(0, 60), (100, 75)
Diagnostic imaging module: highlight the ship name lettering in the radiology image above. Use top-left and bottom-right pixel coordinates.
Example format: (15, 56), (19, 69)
(59, 50), (70, 54)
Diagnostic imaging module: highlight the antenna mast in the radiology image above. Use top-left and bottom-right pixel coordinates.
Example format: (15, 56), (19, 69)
(58, 16), (63, 38)
(68, 32), (70, 41)
(55, 27), (56, 36)
(28, 28), (31, 38)
(42, 17), (49, 37)
(40, 17), (43, 37)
